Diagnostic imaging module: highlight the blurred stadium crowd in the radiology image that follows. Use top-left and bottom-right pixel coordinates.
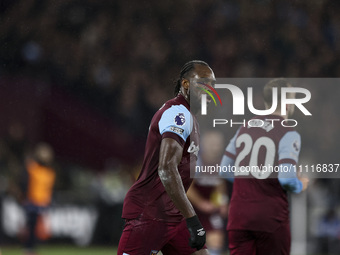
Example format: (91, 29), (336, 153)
(0, 0), (340, 253)
(1, 0), (340, 127)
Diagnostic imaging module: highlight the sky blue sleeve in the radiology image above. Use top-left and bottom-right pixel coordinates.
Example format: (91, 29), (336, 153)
(219, 129), (240, 183)
(278, 131), (302, 193)
(278, 164), (303, 193)
(278, 131), (301, 164)
(158, 105), (192, 142)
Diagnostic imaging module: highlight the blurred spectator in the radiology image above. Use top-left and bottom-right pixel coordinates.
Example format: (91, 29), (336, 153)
(4, 122), (28, 163)
(317, 209), (340, 255)
(21, 143), (56, 255)
(1, 0), (340, 123)
(91, 161), (134, 245)
(4, 122), (29, 204)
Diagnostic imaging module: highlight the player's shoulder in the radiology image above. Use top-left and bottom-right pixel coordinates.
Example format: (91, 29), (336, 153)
(155, 97), (192, 141)
(279, 130), (301, 147)
(236, 115), (299, 143)
(158, 104), (190, 127)
(278, 130), (301, 160)
(254, 115), (297, 134)
(149, 96), (190, 131)
(156, 97), (190, 119)
(275, 123), (299, 141)
(161, 101), (189, 114)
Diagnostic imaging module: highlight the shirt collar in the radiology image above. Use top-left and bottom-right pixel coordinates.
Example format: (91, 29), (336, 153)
(176, 94), (190, 110)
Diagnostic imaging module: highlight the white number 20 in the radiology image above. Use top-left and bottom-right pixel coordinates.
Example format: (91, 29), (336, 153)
(234, 134), (275, 179)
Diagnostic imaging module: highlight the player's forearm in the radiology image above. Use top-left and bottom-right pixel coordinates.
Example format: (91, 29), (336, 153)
(159, 167), (196, 219)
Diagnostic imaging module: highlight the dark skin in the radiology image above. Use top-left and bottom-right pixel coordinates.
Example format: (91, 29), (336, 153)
(158, 64), (215, 255)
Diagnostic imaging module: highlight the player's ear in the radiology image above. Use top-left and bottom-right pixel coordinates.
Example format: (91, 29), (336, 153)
(181, 78), (190, 90)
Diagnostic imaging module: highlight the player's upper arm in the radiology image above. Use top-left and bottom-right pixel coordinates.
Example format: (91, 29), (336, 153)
(158, 105), (192, 147)
(278, 131), (302, 193)
(159, 138), (183, 174)
(219, 129), (240, 182)
(278, 131), (301, 165)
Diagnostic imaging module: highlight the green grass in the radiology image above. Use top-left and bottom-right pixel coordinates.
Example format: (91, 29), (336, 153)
(1, 245), (117, 255)
(0, 246), (327, 255)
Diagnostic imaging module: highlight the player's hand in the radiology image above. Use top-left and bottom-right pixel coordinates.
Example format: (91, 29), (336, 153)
(299, 176), (309, 191)
(186, 215), (206, 250)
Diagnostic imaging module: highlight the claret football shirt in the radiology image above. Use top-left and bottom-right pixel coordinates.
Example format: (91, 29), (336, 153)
(122, 94), (199, 222)
(222, 115), (301, 232)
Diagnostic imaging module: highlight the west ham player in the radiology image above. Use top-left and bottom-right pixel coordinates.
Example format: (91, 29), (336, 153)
(187, 131), (228, 255)
(220, 79), (309, 255)
(118, 60), (216, 255)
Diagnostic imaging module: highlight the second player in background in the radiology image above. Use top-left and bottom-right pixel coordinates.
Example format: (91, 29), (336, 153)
(188, 130), (229, 255)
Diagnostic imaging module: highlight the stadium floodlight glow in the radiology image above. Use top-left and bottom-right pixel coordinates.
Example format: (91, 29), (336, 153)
(201, 84), (312, 116)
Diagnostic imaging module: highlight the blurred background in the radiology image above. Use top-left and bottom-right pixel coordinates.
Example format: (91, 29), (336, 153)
(0, 0), (339, 254)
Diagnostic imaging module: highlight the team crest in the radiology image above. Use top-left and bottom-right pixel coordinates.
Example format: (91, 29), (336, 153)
(150, 250), (159, 255)
(174, 113), (185, 126)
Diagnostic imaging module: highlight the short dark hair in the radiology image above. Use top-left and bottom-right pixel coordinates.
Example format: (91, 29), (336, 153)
(174, 60), (209, 96)
(263, 78), (292, 105)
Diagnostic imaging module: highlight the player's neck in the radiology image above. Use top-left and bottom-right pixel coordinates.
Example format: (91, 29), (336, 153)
(270, 109), (288, 120)
(178, 91), (189, 103)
